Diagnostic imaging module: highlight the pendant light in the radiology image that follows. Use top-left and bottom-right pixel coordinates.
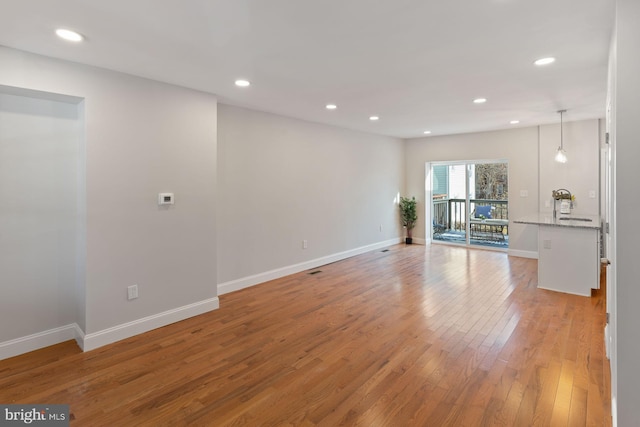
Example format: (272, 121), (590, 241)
(554, 109), (568, 163)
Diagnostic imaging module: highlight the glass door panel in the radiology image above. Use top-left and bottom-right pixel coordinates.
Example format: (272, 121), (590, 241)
(431, 161), (508, 248)
(432, 164), (467, 244)
(469, 162), (508, 247)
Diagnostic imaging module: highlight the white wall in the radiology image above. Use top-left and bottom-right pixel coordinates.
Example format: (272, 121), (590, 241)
(217, 104), (404, 290)
(539, 119), (601, 215)
(404, 120), (601, 257)
(0, 46), (218, 353)
(612, 0), (640, 424)
(404, 126), (539, 256)
(0, 92), (81, 342)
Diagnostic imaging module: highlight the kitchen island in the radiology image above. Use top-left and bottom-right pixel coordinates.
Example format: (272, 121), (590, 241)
(513, 213), (601, 297)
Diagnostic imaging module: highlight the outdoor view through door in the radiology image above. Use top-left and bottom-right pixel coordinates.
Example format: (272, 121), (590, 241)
(431, 161), (508, 248)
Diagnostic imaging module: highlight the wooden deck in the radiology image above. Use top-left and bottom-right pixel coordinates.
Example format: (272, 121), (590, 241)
(433, 229), (509, 249)
(0, 244), (611, 426)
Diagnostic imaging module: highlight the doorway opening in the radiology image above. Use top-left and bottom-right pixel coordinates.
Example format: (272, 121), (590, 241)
(429, 160), (509, 249)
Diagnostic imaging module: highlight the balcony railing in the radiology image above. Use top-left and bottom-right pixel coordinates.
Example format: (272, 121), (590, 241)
(433, 198), (508, 244)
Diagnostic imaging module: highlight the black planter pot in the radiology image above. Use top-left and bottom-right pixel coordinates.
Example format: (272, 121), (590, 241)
(405, 237), (413, 244)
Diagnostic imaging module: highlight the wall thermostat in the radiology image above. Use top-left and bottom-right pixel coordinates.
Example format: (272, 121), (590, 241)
(158, 193), (175, 205)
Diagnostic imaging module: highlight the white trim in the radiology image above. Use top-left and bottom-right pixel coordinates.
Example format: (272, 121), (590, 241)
(425, 162), (434, 245)
(218, 238), (402, 295)
(612, 396), (617, 427)
(508, 249), (538, 259)
(0, 324), (79, 361)
(81, 297), (219, 352)
(74, 323), (85, 350)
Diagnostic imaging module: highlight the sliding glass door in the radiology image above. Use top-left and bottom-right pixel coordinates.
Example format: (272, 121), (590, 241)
(430, 160), (508, 248)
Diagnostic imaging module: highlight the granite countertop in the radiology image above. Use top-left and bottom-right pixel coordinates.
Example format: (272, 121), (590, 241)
(512, 213), (601, 230)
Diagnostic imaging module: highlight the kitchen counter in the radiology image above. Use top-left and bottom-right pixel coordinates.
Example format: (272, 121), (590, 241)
(512, 213), (601, 229)
(513, 213), (601, 297)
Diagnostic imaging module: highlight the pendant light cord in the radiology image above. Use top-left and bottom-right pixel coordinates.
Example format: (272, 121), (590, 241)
(558, 109), (566, 149)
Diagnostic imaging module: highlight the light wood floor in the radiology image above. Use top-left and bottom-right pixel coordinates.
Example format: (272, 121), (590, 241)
(0, 244), (611, 426)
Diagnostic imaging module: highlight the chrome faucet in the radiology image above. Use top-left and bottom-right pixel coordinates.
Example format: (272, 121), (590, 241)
(552, 189), (572, 219)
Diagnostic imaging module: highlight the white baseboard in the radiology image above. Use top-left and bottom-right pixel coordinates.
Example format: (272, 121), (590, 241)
(218, 238), (402, 295)
(0, 324), (79, 361)
(1, 297), (220, 359)
(508, 249), (538, 259)
(80, 297), (219, 351)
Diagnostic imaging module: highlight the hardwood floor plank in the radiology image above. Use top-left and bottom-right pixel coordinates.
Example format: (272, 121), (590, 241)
(550, 360), (576, 426)
(0, 244), (611, 426)
(568, 385), (588, 427)
(530, 361), (562, 426)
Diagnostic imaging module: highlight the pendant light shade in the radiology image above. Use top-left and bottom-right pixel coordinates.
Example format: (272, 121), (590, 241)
(555, 147), (567, 163)
(555, 110), (568, 163)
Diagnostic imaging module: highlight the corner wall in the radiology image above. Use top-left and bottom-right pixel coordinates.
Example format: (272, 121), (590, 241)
(0, 46), (218, 355)
(0, 91), (82, 355)
(404, 126), (539, 256)
(217, 104), (404, 292)
(612, 0), (640, 424)
(404, 120), (601, 257)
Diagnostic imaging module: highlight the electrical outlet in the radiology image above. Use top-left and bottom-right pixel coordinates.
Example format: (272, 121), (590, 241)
(543, 240), (552, 249)
(302, 240), (308, 249)
(544, 200), (550, 208)
(520, 190), (528, 197)
(589, 190), (596, 198)
(127, 284), (138, 300)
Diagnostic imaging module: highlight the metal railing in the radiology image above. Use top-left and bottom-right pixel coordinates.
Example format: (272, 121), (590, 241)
(433, 198), (508, 234)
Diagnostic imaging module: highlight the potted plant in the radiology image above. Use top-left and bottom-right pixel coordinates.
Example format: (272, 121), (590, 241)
(399, 196), (418, 244)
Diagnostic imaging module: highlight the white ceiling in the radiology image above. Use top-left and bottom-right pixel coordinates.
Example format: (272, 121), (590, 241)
(0, 0), (615, 138)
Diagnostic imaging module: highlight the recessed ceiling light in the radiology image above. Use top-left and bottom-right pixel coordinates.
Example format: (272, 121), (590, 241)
(534, 57), (556, 66)
(423, 130), (432, 135)
(369, 116), (379, 121)
(473, 98), (487, 104)
(55, 28), (83, 42)
(510, 120), (520, 124)
(326, 104), (337, 110)
(234, 79), (250, 87)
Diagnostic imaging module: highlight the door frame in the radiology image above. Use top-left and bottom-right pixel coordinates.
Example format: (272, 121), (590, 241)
(426, 159), (508, 249)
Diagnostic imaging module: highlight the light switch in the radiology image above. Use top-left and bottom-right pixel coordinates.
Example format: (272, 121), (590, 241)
(589, 190), (596, 199)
